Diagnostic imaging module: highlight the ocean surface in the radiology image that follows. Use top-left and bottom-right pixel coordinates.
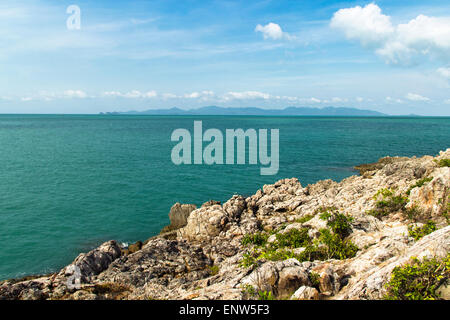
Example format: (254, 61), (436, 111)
(0, 115), (449, 280)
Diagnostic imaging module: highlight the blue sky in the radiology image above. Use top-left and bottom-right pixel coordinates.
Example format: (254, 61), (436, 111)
(1, 0), (450, 115)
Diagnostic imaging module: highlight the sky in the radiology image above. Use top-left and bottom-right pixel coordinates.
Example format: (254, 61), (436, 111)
(1, 0), (450, 115)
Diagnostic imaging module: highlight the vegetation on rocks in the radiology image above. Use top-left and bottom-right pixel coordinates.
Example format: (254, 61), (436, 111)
(384, 254), (450, 300)
(408, 221), (437, 241)
(309, 272), (320, 290)
(437, 158), (450, 167)
(406, 177), (433, 195)
(208, 265), (220, 276)
(319, 206), (354, 239)
(367, 188), (409, 219)
(240, 208), (358, 267)
(295, 214), (314, 224)
(241, 232), (269, 247)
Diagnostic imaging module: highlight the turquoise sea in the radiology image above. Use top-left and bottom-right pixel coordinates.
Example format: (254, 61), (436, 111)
(0, 115), (449, 280)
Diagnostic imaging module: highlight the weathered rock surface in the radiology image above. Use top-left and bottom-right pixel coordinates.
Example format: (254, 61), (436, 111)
(0, 149), (449, 300)
(160, 203), (197, 234)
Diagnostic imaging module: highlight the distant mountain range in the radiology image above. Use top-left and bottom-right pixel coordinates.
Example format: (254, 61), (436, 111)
(101, 106), (388, 116)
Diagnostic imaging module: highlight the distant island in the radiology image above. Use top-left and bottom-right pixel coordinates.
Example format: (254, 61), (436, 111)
(100, 106), (388, 116)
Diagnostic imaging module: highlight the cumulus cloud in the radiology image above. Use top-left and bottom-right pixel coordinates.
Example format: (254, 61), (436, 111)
(405, 93), (430, 101)
(184, 91), (215, 99)
(331, 3), (450, 65)
(330, 3), (394, 47)
(63, 90), (88, 99)
(103, 90), (157, 98)
(255, 22), (292, 40)
(305, 97), (321, 103)
(330, 97), (348, 103)
(222, 91), (272, 100)
(437, 67), (450, 79)
(162, 93), (178, 99)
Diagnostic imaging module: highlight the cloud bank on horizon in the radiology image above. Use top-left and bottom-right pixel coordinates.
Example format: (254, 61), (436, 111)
(0, 1), (450, 115)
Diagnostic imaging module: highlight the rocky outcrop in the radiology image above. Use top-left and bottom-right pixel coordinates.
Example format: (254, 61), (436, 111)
(0, 149), (449, 300)
(159, 203), (197, 235)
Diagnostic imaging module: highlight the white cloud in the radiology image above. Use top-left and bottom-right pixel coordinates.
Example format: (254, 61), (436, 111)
(184, 91), (215, 99)
(330, 3), (394, 47)
(405, 93), (430, 101)
(141, 90), (157, 98)
(444, 99), (450, 104)
(437, 67), (450, 79)
(305, 97), (321, 103)
(222, 91), (272, 100)
(255, 22), (292, 40)
(331, 97), (348, 103)
(331, 3), (450, 65)
(103, 90), (157, 98)
(386, 96), (404, 103)
(63, 90), (88, 99)
(162, 93), (178, 99)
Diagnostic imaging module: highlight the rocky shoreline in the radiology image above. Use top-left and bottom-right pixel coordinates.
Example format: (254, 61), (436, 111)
(1, 149), (449, 300)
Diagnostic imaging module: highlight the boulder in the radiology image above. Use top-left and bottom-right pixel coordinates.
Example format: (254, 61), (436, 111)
(160, 203), (197, 234)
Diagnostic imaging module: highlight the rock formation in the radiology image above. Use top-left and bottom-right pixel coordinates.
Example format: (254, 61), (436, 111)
(1, 149), (449, 300)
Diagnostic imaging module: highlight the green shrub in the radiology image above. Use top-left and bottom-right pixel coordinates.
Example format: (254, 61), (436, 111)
(309, 272), (321, 289)
(437, 159), (450, 167)
(408, 221), (437, 241)
(208, 265), (220, 276)
(241, 284), (257, 299)
(274, 228), (310, 248)
(368, 188), (408, 219)
(258, 248), (298, 261)
(406, 177), (433, 195)
(319, 208), (354, 239)
(241, 232), (269, 247)
(296, 214), (314, 224)
(317, 228), (358, 260)
(384, 254), (450, 300)
(258, 290), (274, 300)
(239, 250), (260, 268)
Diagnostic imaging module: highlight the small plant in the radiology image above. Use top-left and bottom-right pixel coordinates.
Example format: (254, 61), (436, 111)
(406, 177), (433, 195)
(384, 254), (450, 300)
(258, 290), (274, 300)
(404, 204), (422, 221)
(319, 208), (354, 239)
(317, 228), (358, 260)
(367, 188), (408, 219)
(408, 221), (437, 241)
(241, 284), (257, 299)
(309, 272), (320, 289)
(274, 228), (310, 248)
(208, 265), (220, 276)
(241, 232), (269, 247)
(437, 159), (450, 167)
(258, 248), (298, 261)
(296, 214), (314, 224)
(239, 249), (260, 268)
